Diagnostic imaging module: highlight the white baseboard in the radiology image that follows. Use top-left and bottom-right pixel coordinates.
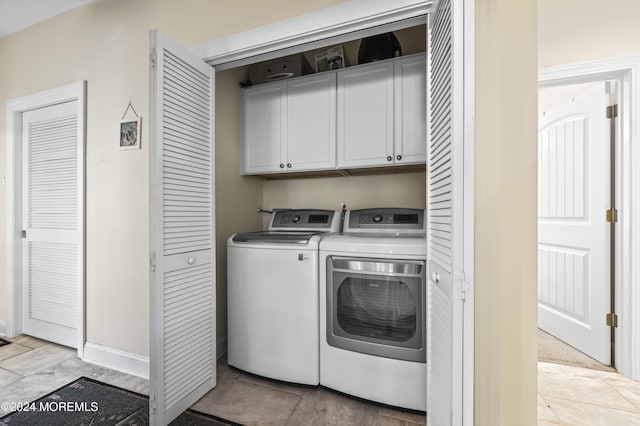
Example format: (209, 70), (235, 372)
(217, 335), (227, 359)
(83, 342), (149, 380)
(0, 321), (6, 337)
(83, 337), (225, 378)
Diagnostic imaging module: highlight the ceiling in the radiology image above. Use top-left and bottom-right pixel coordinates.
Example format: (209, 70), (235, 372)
(0, 0), (90, 38)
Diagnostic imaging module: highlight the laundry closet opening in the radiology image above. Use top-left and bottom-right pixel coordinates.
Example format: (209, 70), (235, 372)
(213, 23), (428, 356)
(210, 23), (429, 415)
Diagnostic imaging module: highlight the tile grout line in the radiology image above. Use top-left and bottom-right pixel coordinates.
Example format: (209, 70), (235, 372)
(598, 376), (640, 413)
(596, 376), (640, 414)
(283, 390), (304, 426)
(0, 344), (35, 365)
(0, 366), (26, 381)
(542, 391), (640, 416)
(538, 391), (566, 425)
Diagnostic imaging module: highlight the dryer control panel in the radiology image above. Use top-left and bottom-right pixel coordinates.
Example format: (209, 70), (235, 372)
(345, 208), (425, 234)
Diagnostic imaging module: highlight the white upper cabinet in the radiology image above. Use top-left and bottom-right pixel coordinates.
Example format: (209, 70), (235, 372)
(337, 54), (427, 169)
(242, 74), (336, 174)
(287, 73), (336, 171)
(242, 82), (287, 174)
(241, 53), (426, 175)
(337, 61), (395, 168)
(394, 55), (427, 164)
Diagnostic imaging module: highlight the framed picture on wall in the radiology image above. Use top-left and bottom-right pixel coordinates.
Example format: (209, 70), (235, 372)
(119, 117), (141, 150)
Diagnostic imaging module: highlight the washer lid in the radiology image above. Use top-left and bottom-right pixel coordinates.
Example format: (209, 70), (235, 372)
(232, 231), (323, 244)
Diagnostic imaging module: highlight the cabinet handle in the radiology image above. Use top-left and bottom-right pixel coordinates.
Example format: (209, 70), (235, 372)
(280, 163), (285, 168)
(386, 156), (392, 162)
(188, 257), (195, 265)
(287, 163), (292, 168)
(396, 155), (402, 161)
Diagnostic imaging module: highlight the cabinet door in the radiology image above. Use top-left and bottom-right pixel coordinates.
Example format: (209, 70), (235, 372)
(242, 82), (287, 174)
(337, 62), (394, 168)
(395, 55), (427, 164)
(287, 73), (336, 171)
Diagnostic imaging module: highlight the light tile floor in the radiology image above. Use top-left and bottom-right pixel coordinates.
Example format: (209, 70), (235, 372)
(2, 335), (640, 425)
(0, 335), (148, 417)
(538, 362), (640, 425)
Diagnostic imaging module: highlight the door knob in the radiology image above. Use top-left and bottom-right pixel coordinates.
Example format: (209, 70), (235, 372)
(396, 155), (402, 161)
(386, 156), (392, 162)
(280, 163), (285, 168)
(431, 272), (440, 284)
(188, 257), (195, 265)
(287, 163), (292, 168)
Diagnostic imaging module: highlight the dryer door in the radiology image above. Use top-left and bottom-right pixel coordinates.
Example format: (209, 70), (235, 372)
(326, 256), (426, 362)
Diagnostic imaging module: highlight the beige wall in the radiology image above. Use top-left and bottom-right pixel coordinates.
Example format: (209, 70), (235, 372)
(0, 0), (346, 356)
(539, 0), (640, 68)
(475, 0), (538, 424)
(215, 67), (264, 343)
(262, 171), (426, 214)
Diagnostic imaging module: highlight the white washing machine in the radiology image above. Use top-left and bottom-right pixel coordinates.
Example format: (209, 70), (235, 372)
(227, 209), (341, 385)
(319, 208), (427, 411)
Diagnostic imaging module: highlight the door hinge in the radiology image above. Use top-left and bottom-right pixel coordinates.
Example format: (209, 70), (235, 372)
(21, 230), (26, 239)
(455, 271), (467, 301)
(150, 48), (157, 69)
(606, 313), (618, 327)
(606, 208), (618, 223)
(606, 104), (618, 119)
(150, 252), (157, 272)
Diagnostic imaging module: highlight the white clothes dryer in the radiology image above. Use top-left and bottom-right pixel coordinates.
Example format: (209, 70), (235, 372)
(227, 209), (341, 385)
(319, 208), (427, 410)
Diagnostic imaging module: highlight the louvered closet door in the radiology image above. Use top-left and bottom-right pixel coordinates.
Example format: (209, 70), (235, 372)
(149, 30), (216, 425)
(427, 0), (465, 423)
(22, 100), (80, 348)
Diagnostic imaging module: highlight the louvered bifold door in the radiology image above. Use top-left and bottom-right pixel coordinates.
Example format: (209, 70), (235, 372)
(22, 100), (80, 349)
(149, 30), (216, 426)
(427, 0), (465, 424)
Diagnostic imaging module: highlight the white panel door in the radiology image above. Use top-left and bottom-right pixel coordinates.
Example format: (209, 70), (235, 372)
(337, 61), (394, 168)
(242, 82), (287, 174)
(538, 82), (610, 364)
(150, 29), (216, 425)
(287, 72), (336, 171)
(428, 0), (466, 424)
(21, 100), (81, 348)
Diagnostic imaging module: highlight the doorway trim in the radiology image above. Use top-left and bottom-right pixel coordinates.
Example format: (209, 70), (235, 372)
(539, 55), (640, 380)
(191, 0), (431, 69)
(5, 81), (86, 357)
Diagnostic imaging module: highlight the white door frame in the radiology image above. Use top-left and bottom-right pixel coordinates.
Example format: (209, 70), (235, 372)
(5, 81), (86, 357)
(191, 0), (474, 422)
(539, 55), (640, 380)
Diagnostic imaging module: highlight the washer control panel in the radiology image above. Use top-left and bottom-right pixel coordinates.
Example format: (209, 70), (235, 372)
(269, 209), (341, 232)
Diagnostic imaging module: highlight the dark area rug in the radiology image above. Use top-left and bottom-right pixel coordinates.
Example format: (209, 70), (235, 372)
(0, 338), (11, 347)
(0, 377), (240, 425)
